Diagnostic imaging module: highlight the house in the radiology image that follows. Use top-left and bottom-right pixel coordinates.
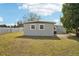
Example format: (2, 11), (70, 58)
(24, 21), (56, 36)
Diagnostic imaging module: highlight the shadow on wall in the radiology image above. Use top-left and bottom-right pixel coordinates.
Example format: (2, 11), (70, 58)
(16, 35), (61, 40)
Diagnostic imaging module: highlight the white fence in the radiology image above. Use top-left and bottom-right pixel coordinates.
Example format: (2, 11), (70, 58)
(0, 27), (24, 34)
(0, 26), (66, 34)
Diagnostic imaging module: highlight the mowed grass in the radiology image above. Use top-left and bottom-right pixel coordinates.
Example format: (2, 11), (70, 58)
(0, 32), (79, 56)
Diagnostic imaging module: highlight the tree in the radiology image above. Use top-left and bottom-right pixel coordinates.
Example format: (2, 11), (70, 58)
(17, 20), (23, 27)
(27, 12), (41, 21)
(61, 3), (79, 36)
(0, 24), (7, 27)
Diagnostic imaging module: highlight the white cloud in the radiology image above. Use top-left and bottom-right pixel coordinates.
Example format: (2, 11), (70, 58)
(0, 16), (4, 22)
(0, 0), (79, 3)
(6, 23), (16, 26)
(53, 19), (63, 25)
(18, 3), (28, 9)
(18, 3), (62, 16)
(39, 19), (62, 25)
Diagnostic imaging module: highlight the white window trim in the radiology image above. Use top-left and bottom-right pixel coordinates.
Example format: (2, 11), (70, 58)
(30, 24), (36, 30)
(39, 24), (45, 30)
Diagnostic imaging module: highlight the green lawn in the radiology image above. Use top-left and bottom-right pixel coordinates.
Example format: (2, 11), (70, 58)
(0, 32), (79, 56)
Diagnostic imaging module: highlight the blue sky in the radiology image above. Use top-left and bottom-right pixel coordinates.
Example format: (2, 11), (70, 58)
(0, 3), (62, 25)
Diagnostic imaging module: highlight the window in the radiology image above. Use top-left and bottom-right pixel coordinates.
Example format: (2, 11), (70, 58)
(39, 24), (45, 30)
(30, 24), (36, 30)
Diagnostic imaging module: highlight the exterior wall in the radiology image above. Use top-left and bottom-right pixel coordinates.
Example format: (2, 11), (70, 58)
(24, 23), (54, 36)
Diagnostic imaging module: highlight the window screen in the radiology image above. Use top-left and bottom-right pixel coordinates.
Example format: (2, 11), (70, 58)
(31, 25), (35, 29)
(40, 25), (44, 29)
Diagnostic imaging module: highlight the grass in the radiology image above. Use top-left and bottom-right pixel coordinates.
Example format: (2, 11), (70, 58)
(0, 32), (79, 56)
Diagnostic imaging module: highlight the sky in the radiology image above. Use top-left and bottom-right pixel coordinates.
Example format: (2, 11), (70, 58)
(0, 3), (63, 25)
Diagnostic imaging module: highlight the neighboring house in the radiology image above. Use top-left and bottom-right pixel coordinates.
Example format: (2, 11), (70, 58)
(24, 21), (55, 36)
(55, 25), (66, 34)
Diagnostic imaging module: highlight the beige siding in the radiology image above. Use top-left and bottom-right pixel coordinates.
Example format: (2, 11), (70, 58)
(24, 23), (54, 36)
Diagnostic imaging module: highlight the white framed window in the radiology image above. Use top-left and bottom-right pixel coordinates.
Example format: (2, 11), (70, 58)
(30, 24), (36, 30)
(39, 24), (45, 30)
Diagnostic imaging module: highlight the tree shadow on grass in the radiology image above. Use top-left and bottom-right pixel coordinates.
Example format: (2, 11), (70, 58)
(16, 35), (60, 40)
(68, 35), (79, 42)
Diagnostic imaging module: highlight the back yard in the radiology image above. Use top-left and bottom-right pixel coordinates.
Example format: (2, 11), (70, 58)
(0, 32), (79, 56)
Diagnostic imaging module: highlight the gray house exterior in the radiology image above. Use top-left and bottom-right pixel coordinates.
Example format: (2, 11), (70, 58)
(24, 21), (55, 36)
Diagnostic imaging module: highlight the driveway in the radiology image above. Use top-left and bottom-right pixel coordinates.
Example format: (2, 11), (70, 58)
(57, 34), (71, 39)
(57, 33), (76, 40)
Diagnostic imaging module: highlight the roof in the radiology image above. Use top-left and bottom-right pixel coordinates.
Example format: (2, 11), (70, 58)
(24, 21), (56, 24)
